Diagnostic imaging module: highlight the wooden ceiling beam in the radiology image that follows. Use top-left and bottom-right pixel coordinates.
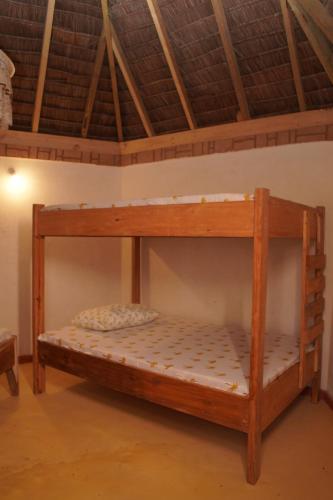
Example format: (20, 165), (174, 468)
(146, 0), (197, 130)
(211, 0), (250, 121)
(108, 20), (154, 137)
(32, 0), (55, 132)
(280, 0), (306, 111)
(288, 0), (333, 85)
(101, 0), (123, 142)
(299, 0), (333, 44)
(0, 129), (120, 155)
(82, 30), (106, 138)
(119, 108), (333, 155)
(2, 109), (333, 165)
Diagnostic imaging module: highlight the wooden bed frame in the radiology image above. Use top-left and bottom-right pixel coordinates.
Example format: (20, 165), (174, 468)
(0, 336), (19, 396)
(32, 188), (325, 484)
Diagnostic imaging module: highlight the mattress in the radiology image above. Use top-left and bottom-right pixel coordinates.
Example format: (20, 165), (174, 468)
(41, 192), (254, 212)
(39, 316), (301, 396)
(0, 328), (14, 344)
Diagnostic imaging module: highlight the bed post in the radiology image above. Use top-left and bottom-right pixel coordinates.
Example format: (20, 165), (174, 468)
(33, 204), (46, 394)
(132, 237), (141, 304)
(247, 188), (269, 484)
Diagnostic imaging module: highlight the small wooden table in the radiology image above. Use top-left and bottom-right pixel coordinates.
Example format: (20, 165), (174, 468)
(0, 331), (19, 396)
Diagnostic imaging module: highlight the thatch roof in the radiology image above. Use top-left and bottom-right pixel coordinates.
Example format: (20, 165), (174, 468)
(0, 0), (332, 141)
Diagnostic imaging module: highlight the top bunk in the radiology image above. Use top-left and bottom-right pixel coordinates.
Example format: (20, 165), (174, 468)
(34, 188), (319, 239)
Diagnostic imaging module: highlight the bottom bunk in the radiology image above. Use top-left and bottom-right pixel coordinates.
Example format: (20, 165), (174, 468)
(37, 316), (316, 432)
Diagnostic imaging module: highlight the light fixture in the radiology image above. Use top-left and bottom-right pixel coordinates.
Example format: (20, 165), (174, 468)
(4, 167), (28, 196)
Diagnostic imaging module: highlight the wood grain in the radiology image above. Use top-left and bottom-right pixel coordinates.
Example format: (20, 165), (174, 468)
(147, 0), (196, 130)
(38, 341), (249, 432)
(38, 201), (255, 238)
(0, 339), (15, 375)
(33, 205), (46, 394)
(82, 30), (106, 138)
(0, 338), (18, 395)
(269, 197), (317, 238)
(32, 0), (55, 132)
(262, 350), (315, 430)
(280, 0), (306, 111)
(101, 0), (123, 141)
(211, 0), (250, 120)
(247, 188), (269, 484)
(131, 237), (141, 303)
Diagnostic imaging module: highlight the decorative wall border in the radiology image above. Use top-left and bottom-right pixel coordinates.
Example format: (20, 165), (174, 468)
(121, 124), (333, 166)
(0, 109), (332, 168)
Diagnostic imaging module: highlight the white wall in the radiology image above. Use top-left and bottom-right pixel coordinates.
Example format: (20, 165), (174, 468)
(1, 142), (332, 396)
(0, 157), (122, 355)
(122, 142), (333, 394)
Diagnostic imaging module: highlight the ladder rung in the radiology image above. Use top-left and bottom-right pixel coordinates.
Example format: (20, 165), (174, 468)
(305, 297), (325, 320)
(306, 254), (326, 271)
(306, 275), (325, 296)
(304, 320), (324, 344)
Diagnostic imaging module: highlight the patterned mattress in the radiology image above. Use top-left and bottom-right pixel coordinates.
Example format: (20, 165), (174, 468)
(41, 192), (254, 212)
(39, 316), (301, 396)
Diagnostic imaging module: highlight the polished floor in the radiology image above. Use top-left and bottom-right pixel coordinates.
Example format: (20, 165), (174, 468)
(0, 364), (332, 499)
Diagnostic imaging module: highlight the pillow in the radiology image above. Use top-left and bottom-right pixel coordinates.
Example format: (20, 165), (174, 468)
(72, 304), (159, 332)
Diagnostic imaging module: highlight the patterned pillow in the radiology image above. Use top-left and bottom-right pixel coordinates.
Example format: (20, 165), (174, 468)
(72, 304), (159, 331)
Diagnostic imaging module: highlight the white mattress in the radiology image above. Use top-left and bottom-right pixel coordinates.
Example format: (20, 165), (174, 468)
(39, 316), (301, 396)
(0, 328), (14, 343)
(41, 192), (254, 212)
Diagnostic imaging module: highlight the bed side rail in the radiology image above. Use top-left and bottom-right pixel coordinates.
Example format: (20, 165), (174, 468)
(299, 207), (325, 388)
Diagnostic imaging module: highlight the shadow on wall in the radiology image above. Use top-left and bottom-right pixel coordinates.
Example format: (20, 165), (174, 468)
(17, 217), (123, 355)
(141, 237), (301, 336)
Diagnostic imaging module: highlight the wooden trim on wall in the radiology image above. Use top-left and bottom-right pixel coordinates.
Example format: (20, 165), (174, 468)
(320, 390), (333, 410)
(120, 108), (333, 155)
(1, 109), (333, 167)
(18, 354), (33, 364)
(0, 129), (121, 166)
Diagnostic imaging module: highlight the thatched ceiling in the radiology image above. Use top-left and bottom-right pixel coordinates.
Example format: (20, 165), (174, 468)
(1, 0), (332, 141)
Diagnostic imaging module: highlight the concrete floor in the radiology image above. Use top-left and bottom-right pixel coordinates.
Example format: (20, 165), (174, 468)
(0, 364), (332, 500)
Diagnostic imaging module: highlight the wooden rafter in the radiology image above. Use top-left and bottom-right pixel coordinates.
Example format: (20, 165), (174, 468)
(211, 0), (250, 120)
(280, 0), (306, 111)
(108, 21), (154, 137)
(288, 0), (333, 85)
(101, 0), (123, 141)
(146, 0), (197, 130)
(300, 0), (333, 44)
(82, 30), (106, 138)
(32, 0), (55, 132)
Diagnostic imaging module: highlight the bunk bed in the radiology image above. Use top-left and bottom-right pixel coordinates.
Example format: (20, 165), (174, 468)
(32, 188), (326, 484)
(0, 329), (19, 396)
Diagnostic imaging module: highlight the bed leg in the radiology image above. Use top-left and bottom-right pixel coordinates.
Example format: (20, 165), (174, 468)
(247, 422), (262, 484)
(33, 359), (45, 394)
(6, 368), (19, 396)
(311, 372), (320, 404)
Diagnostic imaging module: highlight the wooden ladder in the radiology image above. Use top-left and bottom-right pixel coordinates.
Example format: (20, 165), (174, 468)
(299, 207), (325, 392)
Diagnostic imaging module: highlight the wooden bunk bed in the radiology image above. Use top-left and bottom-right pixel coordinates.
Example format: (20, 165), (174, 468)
(0, 330), (19, 396)
(32, 188), (325, 484)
